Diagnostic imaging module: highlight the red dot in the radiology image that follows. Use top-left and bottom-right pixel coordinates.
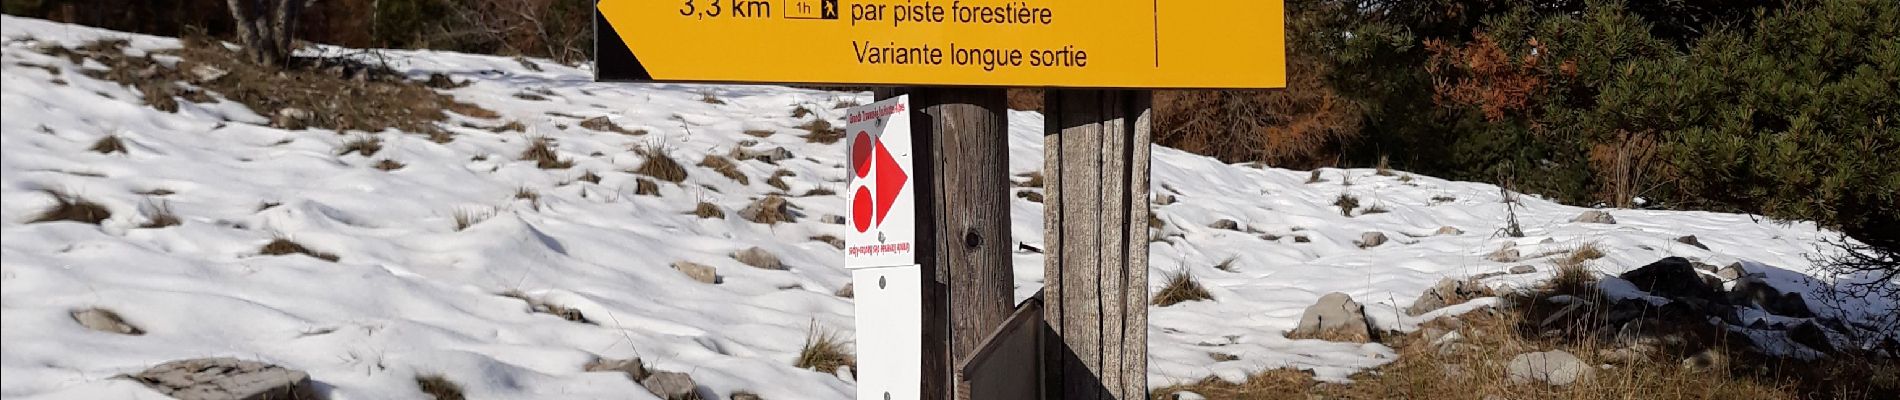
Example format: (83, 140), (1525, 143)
(852, 186), (874, 232)
(851, 132), (874, 179)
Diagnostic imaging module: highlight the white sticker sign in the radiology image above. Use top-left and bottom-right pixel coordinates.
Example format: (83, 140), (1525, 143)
(852, 264), (922, 400)
(844, 95), (917, 270)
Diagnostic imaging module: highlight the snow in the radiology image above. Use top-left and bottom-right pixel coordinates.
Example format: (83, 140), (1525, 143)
(2, 15), (1892, 398)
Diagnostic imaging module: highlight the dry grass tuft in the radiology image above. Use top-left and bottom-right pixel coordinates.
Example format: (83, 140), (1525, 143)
(766, 170), (795, 192)
(791, 105), (814, 119)
(31, 190), (112, 225)
(138, 199), (180, 228)
(634, 179), (661, 196)
(699, 91), (725, 105)
(1549, 243), (1605, 296)
(633, 146), (689, 183)
(579, 116), (640, 135)
(1375, 155), (1395, 176)
(577, 171), (602, 184)
(802, 187), (837, 197)
(91, 135), (128, 154)
(1214, 256), (1240, 273)
(374, 159), (406, 171)
(694, 202), (726, 219)
(453, 208), (494, 231)
(1334, 192), (1360, 217)
(1362, 204), (1390, 215)
(794, 324), (856, 374)
(415, 373), (465, 400)
(260, 237), (339, 262)
(801, 119), (845, 144)
(743, 129), (776, 138)
(699, 155), (749, 185)
(520, 137), (573, 169)
(1307, 169), (1325, 184)
(338, 135), (383, 157)
(1154, 269), (1214, 306)
(1016, 172), (1045, 188)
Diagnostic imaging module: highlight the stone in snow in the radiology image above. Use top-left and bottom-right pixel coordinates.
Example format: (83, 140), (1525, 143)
(835, 282), (854, 298)
(641, 371), (700, 400)
(1509, 265), (1537, 274)
(1357, 231), (1388, 248)
(1209, 219), (1240, 231)
(1407, 278), (1485, 316)
(671, 261), (719, 284)
(1572, 210), (1617, 224)
(1288, 292), (1375, 343)
(585, 356), (649, 381)
(71, 308), (142, 335)
(1675, 235), (1708, 250)
(732, 247), (785, 270)
(1507, 350), (1591, 386)
(1488, 247), (1521, 263)
(1435, 226), (1463, 235)
(128, 357), (313, 400)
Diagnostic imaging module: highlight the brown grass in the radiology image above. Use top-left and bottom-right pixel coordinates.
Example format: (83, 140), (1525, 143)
(766, 170), (795, 192)
(1307, 169), (1325, 184)
(1154, 270), (1214, 306)
(520, 137), (573, 169)
(138, 200), (180, 228)
(802, 187), (837, 197)
(1016, 171), (1045, 188)
(699, 155), (749, 185)
(635, 179), (661, 196)
(1334, 193), (1360, 217)
(579, 116), (641, 135)
(1361, 204), (1390, 215)
(693, 202), (726, 219)
(791, 105), (815, 119)
(415, 373), (465, 400)
(633, 146), (688, 183)
(31, 190), (111, 225)
(1375, 155), (1395, 176)
(338, 135), (383, 157)
(795, 324), (857, 374)
(743, 129), (776, 138)
(699, 91), (725, 105)
(742, 195), (795, 225)
(260, 237), (339, 262)
(801, 119), (845, 144)
(454, 208), (493, 231)
(374, 159), (406, 171)
(577, 171), (602, 184)
(1548, 244), (1605, 297)
(91, 135), (128, 154)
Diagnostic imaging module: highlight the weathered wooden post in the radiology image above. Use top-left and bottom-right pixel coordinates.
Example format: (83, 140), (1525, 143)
(1040, 90), (1153, 399)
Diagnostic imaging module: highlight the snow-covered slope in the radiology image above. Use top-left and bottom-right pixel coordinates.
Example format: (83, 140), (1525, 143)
(2, 16), (1886, 399)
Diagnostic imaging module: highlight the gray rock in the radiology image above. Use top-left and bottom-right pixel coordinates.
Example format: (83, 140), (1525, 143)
(1507, 350), (1591, 386)
(732, 392), (764, 400)
(1693, 262), (1719, 273)
(1675, 235), (1708, 250)
(1619, 257), (1722, 302)
(1488, 248), (1521, 263)
(732, 247), (785, 270)
(1729, 276), (1812, 317)
(1209, 219), (1240, 231)
(641, 371), (700, 400)
(733, 147), (794, 164)
(1789, 320), (1836, 353)
(819, 214), (846, 225)
(1717, 262), (1751, 281)
(188, 64), (228, 82)
(71, 308), (142, 335)
(835, 282), (854, 298)
(585, 356), (649, 381)
(1572, 210), (1617, 224)
(1679, 349), (1727, 371)
(1509, 265), (1537, 274)
(1356, 231), (1389, 248)
(1407, 278), (1486, 316)
(1154, 194), (1177, 206)
(671, 261), (719, 284)
(739, 195), (795, 224)
(1435, 226), (1464, 236)
(128, 357), (313, 400)
(1437, 342), (1475, 357)
(1287, 292), (1375, 343)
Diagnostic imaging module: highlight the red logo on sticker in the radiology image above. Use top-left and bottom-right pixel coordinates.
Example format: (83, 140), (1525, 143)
(850, 130), (908, 233)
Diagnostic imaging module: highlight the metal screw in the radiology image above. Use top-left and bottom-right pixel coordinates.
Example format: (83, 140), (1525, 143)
(878, 276), (887, 289)
(884, 392), (892, 400)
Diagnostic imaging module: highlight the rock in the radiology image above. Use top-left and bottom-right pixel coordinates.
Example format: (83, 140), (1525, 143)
(1408, 278), (1486, 315)
(814, 235), (844, 249)
(1435, 226), (1463, 235)
(423, 72), (461, 88)
(1789, 320), (1835, 353)
(671, 261), (719, 284)
(1679, 349), (1728, 371)
(641, 371), (700, 400)
(188, 64), (228, 82)
(1209, 219), (1240, 231)
(1507, 350), (1591, 386)
(1017, 190), (1044, 203)
(585, 356), (650, 381)
(1675, 235), (1708, 250)
(272, 108), (312, 130)
(1356, 231), (1389, 248)
(819, 214), (846, 225)
(740, 195), (796, 224)
(732, 392), (764, 400)
(1572, 210), (1617, 224)
(835, 282), (854, 298)
(1437, 342), (1475, 357)
(128, 357), (314, 400)
(1471, 271), (1506, 280)
(1432, 331), (1466, 347)
(1693, 262), (1719, 273)
(1287, 292), (1375, 343)
(732, 247), (785, 270)
(1717, 262), (1751, 281)
(1169, 392), (1207, 400)
(733, 147), (794, 164)
(1509, 265), (1537, 274)
(1420, 327), (1450, 344)
(1729, 276), (1813, 317)
(1618, 257), (1722, 302)
(1154, 194), (1177, 206)
(71, 308), (143, 335)
(1488, 248), (1521, 263)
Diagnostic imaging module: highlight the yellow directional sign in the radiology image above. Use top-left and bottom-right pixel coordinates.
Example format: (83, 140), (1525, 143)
(594, 0), (1285, 88)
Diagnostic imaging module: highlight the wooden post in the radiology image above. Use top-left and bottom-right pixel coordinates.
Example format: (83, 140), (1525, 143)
(879, 87), (1015, 400)
(1041, 90), (1153, 400)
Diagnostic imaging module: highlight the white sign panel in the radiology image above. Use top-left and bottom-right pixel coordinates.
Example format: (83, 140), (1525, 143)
(852, 264), (923, 400)
(844, 95), (917, 269)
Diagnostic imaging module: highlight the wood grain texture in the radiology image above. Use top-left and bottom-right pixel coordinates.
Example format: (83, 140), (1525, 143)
(1042, 90), (1153, 400)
